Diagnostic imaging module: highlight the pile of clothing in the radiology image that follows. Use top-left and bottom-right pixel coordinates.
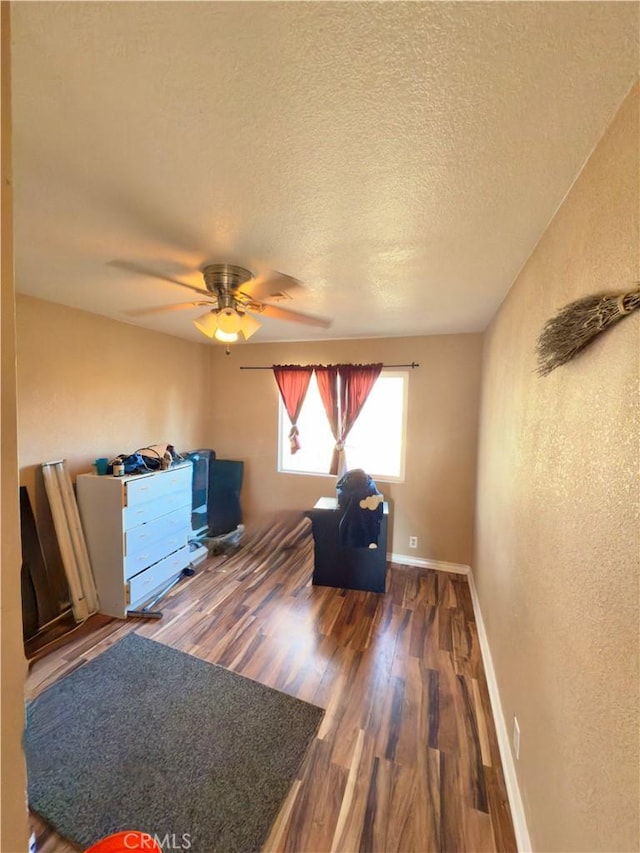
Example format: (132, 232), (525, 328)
(109, 443), (183, 475)
(336, 468), (384, 549)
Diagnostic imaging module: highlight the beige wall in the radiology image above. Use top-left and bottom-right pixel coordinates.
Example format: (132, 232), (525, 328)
(1, 4), (29, 850)
(17, 295), (211, 482)
(209, 334), (482, 565)
(16, 295), (211, 571)
(474, 84), (639, 852)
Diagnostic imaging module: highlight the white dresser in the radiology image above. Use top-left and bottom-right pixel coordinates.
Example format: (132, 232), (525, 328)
(77, 463), (193, 618)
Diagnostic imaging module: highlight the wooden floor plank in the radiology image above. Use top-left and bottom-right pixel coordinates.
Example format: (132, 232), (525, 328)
(27, 515), (517, 853)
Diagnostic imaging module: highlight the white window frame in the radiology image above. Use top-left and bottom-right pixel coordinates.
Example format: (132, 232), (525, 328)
(277, 370), (409, 483)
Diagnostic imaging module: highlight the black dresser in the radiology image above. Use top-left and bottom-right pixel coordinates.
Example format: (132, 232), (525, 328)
(309, 497), (389, 593)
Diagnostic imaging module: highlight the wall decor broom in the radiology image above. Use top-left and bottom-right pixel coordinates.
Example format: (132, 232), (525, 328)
(536, 286), (640, 376)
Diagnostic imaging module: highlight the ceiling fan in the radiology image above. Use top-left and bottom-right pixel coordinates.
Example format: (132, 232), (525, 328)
(109, 261), (331, 343)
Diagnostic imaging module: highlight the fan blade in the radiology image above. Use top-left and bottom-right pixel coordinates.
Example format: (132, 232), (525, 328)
(239, 271), (303, 302)
(258, 304), (332, 328)
(124, 301), (214, 317)
(107, 260), (209, 297)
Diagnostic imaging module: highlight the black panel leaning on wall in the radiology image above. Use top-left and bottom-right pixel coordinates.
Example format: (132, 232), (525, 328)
(208, 459), (244, 537)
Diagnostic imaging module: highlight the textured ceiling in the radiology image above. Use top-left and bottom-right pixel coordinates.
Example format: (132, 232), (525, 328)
(10, 1), (639, 344)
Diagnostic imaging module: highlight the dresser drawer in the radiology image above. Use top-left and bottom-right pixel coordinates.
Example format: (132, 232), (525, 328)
(125, 522), (191, 579)
(124, 505), (191, 558)
(124, 464), (192, 509)
(128, 546), (191, 609)
(123, 489), (190, 529)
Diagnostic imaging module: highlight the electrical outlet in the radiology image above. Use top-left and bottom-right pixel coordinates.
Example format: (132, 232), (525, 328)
(409, 536), (417, 549)
(513, 716), (520, 760)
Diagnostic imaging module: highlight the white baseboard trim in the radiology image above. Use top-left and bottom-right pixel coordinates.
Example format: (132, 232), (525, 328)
(387, 552), (470, 574)
(466, 568), (532, 853)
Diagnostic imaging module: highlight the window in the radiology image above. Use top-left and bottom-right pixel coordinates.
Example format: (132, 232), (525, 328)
(278, 371), (408, 481)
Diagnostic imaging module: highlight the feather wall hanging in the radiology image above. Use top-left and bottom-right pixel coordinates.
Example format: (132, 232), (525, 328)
(536, 286), (640, 376)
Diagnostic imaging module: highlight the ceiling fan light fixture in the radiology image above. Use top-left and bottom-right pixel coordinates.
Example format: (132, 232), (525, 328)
(239, 313), (262, 340)
(214, 327), (239, 343)
(193, 310), (218, 338)
(193, 307), (253, 344)
(217, 307), (242, 334)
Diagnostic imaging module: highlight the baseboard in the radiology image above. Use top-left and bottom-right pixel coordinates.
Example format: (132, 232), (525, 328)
(467, 569), (533, 853)
(387, 552), (470, 574)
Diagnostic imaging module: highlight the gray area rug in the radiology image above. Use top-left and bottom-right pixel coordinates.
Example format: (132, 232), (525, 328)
(26, 633), (323, 852)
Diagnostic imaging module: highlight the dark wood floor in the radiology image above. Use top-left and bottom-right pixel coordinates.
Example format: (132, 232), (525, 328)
(27, 514), (517, 853)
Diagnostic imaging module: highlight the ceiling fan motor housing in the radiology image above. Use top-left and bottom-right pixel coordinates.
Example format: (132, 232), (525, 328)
(202, 263), (253, 294)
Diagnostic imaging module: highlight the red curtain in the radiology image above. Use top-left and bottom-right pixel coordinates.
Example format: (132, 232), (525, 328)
(316, 363), (382, 475)
(272, 365), (314, 453)
(338, 363), (382, 475)
(314, 365), (340, 469)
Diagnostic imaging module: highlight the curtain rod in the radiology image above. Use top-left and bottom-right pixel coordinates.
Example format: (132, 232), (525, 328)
(239, 362), (420, 370)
